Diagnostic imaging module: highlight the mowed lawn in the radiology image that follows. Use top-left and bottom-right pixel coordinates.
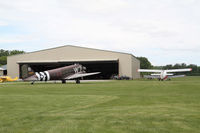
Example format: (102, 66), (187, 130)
(0, 77), (200, 133)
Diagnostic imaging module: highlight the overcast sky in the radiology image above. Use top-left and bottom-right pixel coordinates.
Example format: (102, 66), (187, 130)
(0, 0), (199, 65)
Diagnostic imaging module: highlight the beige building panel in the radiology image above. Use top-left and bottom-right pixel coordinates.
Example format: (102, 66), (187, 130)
(7, 57), (19, 78)
(132, 56), (140, 79)
(7, 45), (140, 79)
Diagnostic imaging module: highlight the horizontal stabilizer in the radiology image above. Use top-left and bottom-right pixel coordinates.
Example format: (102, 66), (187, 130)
(144, 75), (160, 79)
(65, 72), (101, 79)
(151, 74), (161, 76)
(166, 73), (173, 76)
(168, 75), (185, 78)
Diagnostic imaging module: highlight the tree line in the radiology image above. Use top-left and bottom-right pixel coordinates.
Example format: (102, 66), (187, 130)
(0, 49), (25, 66)
(137, 57), (200, 76)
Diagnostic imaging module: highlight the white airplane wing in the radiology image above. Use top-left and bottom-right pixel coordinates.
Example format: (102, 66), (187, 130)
(65, 72), (100, 80)
(138, 69), (162, 73)
(166, 68), (192, 73)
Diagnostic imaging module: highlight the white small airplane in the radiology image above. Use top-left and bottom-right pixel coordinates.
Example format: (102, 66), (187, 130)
(138, 68), (192, 81)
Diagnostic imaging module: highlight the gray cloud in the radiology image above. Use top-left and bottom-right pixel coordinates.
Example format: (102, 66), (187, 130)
(0, 0), (199, 65)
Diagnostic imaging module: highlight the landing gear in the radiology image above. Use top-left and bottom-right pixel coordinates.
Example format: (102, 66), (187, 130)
(76, 79), (80, 84)
(62, 80), (66, 84)
(31, 81), (35, 85)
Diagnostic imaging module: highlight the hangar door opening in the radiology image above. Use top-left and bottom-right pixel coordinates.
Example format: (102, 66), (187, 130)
(19, 60), (119, 79)
(80, 61), (118, 79)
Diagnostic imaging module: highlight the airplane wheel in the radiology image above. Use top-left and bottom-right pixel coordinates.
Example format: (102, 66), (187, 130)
(76, 79), (80, 84)
(62, 80), (66, 84)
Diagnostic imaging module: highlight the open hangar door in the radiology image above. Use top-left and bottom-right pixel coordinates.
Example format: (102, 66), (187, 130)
(78, 61), (118, 79)
(19, 60), (119, 79)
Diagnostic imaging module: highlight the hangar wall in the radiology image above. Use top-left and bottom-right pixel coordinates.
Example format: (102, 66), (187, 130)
(132, 56), (140, 79)
(7, 45), (140, 79)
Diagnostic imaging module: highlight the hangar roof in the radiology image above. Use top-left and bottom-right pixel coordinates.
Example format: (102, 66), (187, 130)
(17, 58), (119, 64)
(8, 45), (138, 60)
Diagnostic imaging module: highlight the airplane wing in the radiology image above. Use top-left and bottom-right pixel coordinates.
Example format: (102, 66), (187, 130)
(166, 68), (192, 73)
(64, 72), (100, 80)
(168, 75), (185, 78)
(138, 69), (162, 73)
(0, 76), (18, 82)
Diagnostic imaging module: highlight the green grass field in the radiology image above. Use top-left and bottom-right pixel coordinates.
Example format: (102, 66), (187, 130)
(0, 77), (200, 133)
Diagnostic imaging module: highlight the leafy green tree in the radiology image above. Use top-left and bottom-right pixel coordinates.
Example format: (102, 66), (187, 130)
(173, 63), (181, 69)
(10, 50), (25, 56)
(0, 56), (7, 65)
(181, 63), (187, 68)
(163, 64), (173, 70)
(188, 64), (198, 71)
(137, 57), (152, 69)
(0, 49), (9, 57)
(186, 64), (198, 76)
(0, 49), (25, 65)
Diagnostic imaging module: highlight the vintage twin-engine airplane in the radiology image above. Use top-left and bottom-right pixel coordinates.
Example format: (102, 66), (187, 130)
(0, 76), (18, 83)
(24, 64), (100, 84)
(138, 68), (192, 81)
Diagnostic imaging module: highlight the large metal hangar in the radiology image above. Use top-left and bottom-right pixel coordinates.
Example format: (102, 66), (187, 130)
(7, 45), (140, 79)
